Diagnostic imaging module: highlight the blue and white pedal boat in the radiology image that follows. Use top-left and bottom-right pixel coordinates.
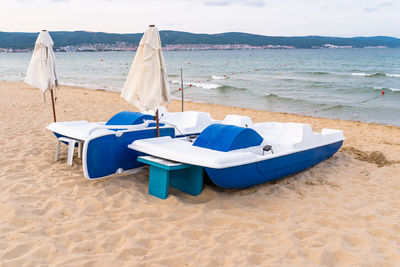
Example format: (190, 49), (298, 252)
(128, 115), (344, 189)
(47, 108), (217, 179)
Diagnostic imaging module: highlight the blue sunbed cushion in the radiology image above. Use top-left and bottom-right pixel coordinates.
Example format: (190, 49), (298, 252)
(193, 124), (263, 152)
(105, 111), (153, 126)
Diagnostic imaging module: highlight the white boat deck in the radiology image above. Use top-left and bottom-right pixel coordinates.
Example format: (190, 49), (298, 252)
(129, 119), (344, 169)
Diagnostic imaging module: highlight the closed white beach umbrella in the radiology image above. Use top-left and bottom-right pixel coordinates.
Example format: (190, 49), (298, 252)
(25, 30), (58, 122)
(121, 25), (169, 135)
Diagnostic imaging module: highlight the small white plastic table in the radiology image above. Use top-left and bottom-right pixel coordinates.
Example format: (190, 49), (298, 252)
(54, 137), (84, 166)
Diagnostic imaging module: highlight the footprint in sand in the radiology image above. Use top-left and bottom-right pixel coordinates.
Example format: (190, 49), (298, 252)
(118, 247), (148, 261)
(2, 244), (32, 260)
(181, 229), (209, 240)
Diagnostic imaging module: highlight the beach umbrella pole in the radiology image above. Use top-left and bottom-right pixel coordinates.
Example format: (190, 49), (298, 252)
(50, 89), (56, 122)
(156, 109), (160, 137)
(180, 68), (184, 112)
(45, 45), (56, 122)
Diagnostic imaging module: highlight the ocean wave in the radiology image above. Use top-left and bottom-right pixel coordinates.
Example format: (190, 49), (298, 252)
(216, 85), (247, 92)
(373, 86), (400, 92)
(212, 75), (228, 80)
(264, 93), (302, 102)
(299, 71), (330, 75)
(272, 77), (298, 82)
(351, 72), (400, 78)
(351, 72), (385, 77)
(60, 82), (121, 92)
(367, 73), (386, 77)
(171, 80), (221, 90)
(263, 93), (328, 111)
(323, 104), (344, 111)
(319, 104), (348, 112)
(265, 93), (279, 98)
(193, 83), (221, 90)
(351, 72), (369, 76)
(359, 96), (381, 103)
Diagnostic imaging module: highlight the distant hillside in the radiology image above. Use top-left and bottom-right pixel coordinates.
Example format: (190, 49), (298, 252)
(1, 30), (399, 49)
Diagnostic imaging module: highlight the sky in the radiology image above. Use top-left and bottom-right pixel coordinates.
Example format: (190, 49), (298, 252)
(1, 0), (399, 37)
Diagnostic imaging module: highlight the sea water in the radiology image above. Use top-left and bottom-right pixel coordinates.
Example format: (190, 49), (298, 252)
(1, 49), (399, 126)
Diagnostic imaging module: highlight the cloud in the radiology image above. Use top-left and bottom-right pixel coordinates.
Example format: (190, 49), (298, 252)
(364, 1), (393, 12)
(379, 2), (393, 7)
(365, 7), (378, 12)
(204, 0), (265, 7)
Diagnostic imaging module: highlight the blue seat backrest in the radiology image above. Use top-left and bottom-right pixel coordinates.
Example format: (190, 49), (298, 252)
(193, 124), (263, 152)
(105, 111), (153, 126)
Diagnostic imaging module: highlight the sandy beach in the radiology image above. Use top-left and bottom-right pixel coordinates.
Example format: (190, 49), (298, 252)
(1, 81), (399, 266)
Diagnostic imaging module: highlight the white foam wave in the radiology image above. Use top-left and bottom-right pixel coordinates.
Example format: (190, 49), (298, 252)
(373, 86), (400, 92)
(171, 80), (221, 90)
(212, 75), (227, 80)
(195, 83), (221, 89)
(351, 72), (400, 78)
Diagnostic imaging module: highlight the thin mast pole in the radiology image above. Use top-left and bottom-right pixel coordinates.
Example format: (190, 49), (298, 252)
(180, 68), (184, 112)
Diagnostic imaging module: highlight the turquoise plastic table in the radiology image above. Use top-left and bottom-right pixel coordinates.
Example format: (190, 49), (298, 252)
(138, 156), (204, 199)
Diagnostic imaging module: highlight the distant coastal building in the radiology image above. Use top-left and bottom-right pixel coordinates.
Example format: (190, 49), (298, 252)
(0, 42), (390, 53)
(65, 46), (77, 52)
(322, 44), (353, 49)
(0, 47), (31, 53)
(56, 42), (138, 52)
(54, 43), (296, 52)
(162, 44), (294, 51)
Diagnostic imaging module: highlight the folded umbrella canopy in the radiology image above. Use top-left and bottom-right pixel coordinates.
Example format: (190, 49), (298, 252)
(121, 25), (170, 136)
(25, 30), (58, 122)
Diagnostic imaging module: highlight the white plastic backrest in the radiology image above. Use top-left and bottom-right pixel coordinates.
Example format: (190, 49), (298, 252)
(182, 111), (200, 128)
(160, 110), (182, 124)
(161, 110), (215, 132)
(183, 111), (214, 130)
(196, 112), (215, 131)
(278, 123), (315, 147)
(253, 122), (282, 137)
(222, 115), (253, 128)
(299, 124), (316, 146)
